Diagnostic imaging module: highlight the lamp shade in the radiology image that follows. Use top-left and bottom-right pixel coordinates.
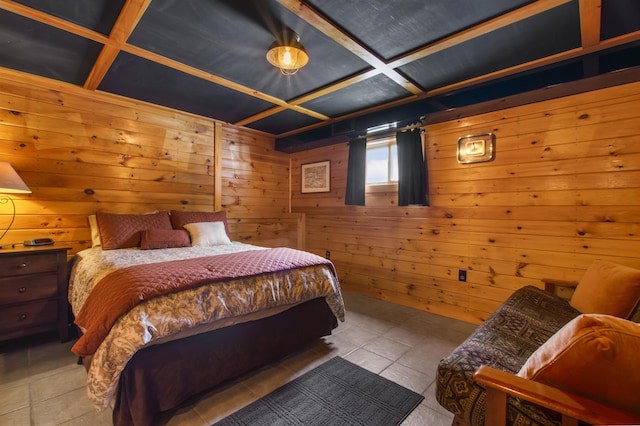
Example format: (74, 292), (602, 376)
(0, 162), (31, 194)
(266, 35), (309, 75)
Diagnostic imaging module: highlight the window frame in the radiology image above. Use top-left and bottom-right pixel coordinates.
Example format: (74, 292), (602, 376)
(365, 135), (398, 187)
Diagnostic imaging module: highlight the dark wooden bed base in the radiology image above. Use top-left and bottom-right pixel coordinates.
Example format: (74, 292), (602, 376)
(110, 297), (338, 426)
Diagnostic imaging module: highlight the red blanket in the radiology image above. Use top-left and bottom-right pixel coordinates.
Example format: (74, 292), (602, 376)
(72, 248), (334, 357)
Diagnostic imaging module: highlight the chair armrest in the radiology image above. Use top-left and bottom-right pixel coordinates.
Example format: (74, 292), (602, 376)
(474, 365), (640, 426)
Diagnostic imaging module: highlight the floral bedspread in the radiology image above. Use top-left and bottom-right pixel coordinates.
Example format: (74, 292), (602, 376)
(68, 243), (345, 410)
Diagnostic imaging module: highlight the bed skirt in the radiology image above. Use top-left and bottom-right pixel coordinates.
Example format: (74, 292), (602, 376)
(112, 297), (339, 426)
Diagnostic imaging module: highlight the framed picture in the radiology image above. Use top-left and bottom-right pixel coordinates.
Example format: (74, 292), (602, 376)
(457, 133), (495, 164)
(301, 160), (331, 193)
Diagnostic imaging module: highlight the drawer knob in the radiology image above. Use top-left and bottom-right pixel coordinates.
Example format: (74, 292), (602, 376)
(18, 287), (27, 293)
(19, 314), (27, 321)
(18, 262), (28, 268)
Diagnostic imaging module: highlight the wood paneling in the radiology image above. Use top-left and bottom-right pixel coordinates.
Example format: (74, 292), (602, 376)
(219, 124), (300, 248)
(2, 65), (639, 325)
(0, 68), (295, 254)
(291, 80), (640, 324)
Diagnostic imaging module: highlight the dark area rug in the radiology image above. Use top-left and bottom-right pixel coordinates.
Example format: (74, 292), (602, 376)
(214, 356), (424, 426)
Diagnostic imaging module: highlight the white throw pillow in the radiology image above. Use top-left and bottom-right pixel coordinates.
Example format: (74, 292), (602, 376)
(88, 215), (102, 247)
(184, 221), (232, 246)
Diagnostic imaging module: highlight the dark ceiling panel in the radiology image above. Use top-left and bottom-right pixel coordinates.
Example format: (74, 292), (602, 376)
(436, 61), (584, 109)
(14, 0), (124, 35)
(307, 0), (535, 60)
(598, 41), (640, 73)
(601, 0), (640, 40)
(300, 74), (411, 117)
(247, 109), (322, 135)
(98, 52), (275, 123)
(128, 0), (370, 102)
(0, 10), (103, 85)
(398, 1), (581, 91)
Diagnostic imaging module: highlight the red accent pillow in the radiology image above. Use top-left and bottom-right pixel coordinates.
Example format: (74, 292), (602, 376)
(170, 210), (230, 237)
(140, 229), (190, 250)
(96, 211), (172, 250)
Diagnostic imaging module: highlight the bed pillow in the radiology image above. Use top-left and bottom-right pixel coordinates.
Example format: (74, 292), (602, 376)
(96, 211), (172, 250)
(183, 221), (232, 246)
(517, 314), (640, 414)
(140, 229), (190, 250)
(88, 215), (102, 247)
(570, 260), (640, 318)
(170, 210), (230, 237)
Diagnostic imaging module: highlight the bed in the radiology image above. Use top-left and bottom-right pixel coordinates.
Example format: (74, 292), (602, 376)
(69, 210), (345, 426)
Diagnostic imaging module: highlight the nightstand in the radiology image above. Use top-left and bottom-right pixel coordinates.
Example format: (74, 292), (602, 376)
(0, 246), (71, 342)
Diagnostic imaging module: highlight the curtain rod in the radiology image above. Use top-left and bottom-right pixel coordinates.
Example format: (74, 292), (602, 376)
(351, 120), (425, 141)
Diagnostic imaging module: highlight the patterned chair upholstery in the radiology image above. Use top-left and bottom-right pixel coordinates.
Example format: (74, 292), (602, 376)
(437, 285), (640, 426)
(436, 286), (580, 426)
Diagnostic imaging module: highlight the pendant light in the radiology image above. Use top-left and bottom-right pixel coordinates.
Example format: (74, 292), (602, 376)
(266, 32), (309, 75)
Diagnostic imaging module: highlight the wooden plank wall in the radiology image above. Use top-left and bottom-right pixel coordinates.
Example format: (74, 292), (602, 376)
(2, 66), (638, 325)
(0, 69), (295, 255)
(220, 124), (300, 248)
(291, 81), (640, 324)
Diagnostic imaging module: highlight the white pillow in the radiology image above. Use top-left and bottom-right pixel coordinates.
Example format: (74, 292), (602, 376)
(88, 215), (102, 247)
(184, 221), (232, 246)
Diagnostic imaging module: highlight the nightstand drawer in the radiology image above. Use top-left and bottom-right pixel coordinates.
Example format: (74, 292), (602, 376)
(0, 246), (70, 342)
(0, 300), (58, 334)
(0, 272), (59, 304)
(0, 253), (59, 277)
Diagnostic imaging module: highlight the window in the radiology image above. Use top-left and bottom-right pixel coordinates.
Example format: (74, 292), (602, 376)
(366, 136), (398, 185)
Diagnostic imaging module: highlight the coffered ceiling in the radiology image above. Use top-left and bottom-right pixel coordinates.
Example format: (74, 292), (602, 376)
(0, 0), (638, 151)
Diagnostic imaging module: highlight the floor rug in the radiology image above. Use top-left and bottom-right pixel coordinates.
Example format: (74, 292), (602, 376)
(214, 356), (424, 426)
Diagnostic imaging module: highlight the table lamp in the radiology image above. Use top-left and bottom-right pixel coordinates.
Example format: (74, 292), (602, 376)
(0, 162), (31, 248)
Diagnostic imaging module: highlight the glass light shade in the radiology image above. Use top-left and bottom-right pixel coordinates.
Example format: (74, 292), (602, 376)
(266, 40), (309, 75)
(0, 162), (31, 193)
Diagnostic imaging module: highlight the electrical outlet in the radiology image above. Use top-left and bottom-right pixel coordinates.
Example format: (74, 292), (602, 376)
(458, 269), (467, 282)
(325, 250), (330, 259)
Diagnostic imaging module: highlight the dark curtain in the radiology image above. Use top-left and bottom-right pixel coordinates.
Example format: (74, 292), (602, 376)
(396, 129), (428, 206)
(345, 138), (366, 205)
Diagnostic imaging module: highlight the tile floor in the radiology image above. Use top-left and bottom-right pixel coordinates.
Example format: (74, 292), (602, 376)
(0, 291), (476, 425)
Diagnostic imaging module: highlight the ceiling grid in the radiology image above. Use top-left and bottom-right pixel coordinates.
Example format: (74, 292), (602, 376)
(0, 0), (638, 150)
